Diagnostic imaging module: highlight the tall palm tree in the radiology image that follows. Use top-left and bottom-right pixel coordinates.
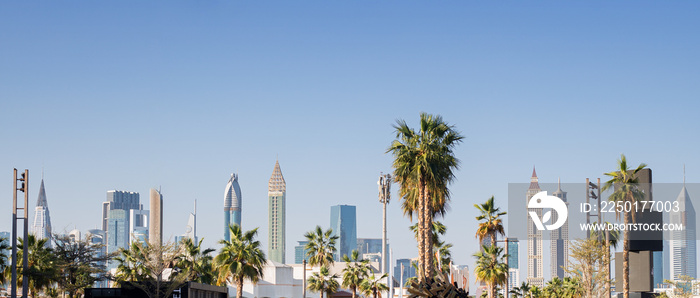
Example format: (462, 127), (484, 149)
(435, 240), (453, 274)
(176, 238), (216, 284)
(360, 273), (389, 298)
(307, 265), (340, 298)
(304, 226), (338, 268)
(215, 224), (266, 298)
(409, 221), (452, 273)
(341, 250), (370, 298)
(561, 277), (582, 298)
(6, 235), (57, 298)
(388, 113), (463, 279)
(475, 196), (507, 249)
(602, 154), (646, 298)
(473, 245), (508, 298)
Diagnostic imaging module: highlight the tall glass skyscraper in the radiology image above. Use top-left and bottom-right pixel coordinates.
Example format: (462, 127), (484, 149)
(330, 205), (357, 261)
(268, 160), (286, 263)
(550, 179), (568, 279)
(103, 190), (141, 266)
(224, 173), (242, 241)
(294, 240), (310, 264)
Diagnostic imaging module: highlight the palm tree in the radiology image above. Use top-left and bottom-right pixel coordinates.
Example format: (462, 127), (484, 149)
(561, 277), (582, 298)
(528, 286), (543, 298)
(215, 224), (266, 298)
(475, 196), (507, 249)
(0, 236), (10, 284)
(509, 282), (531, 297)
(114, 241), (148, 284)
(388, 113), (463, 279)
(602, 154), (647, 298)
(307, 265), (340, 298)
(473, 245), (508, 298)
(360, 273), (389, 298)
(304, 226), (338, 268)
(9, 234), (57, 298)
(176, 237), (216, 284)
(341, 250), (370, 298)
(543, 277), (563, 297)
(409, 221), (452, 273)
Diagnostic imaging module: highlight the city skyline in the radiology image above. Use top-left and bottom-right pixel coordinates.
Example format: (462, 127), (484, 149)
(2, 1), (700, 291)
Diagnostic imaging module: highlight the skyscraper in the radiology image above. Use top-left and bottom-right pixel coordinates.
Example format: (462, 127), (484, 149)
(224, 173), (242, 241)
(32, 179), (52, 243)
(357, 238), (390, 273)
(330, 205), (358, 261)
(550, 178), (568, 279)
(149, 188), (163, 246)
(670, 177), (697, 280)
(268, 160), (286, 263)
(526, 167), (544, 288)
(104, 190), (141, 262)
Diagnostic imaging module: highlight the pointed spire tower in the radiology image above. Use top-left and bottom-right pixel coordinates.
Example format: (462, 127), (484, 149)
(224, 173), (242, 241)
(670, 166), (697, 279)
(268, 160), (286, 263)
(526, 166), (544, 288)
(32, 179), (53, 243)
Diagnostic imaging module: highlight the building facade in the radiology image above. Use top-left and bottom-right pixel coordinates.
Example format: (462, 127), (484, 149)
(129, 209), (149, 244)
(670, 183), (697, 280)
(550, 179), (568, 279)
(268, 160), (286, 263)
(526, 167), (544, 288)
(294, 241), (309, 264)
(330, 205), (357, 261)
(32, 179), (53, 243)
(149, 188), (163, 246)
(224, 173), (242, 241)
(357, 238), (389, 273)
(103, 190), (141, 263)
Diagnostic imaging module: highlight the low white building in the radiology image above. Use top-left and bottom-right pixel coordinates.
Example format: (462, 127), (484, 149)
(235, 260), (381, 298)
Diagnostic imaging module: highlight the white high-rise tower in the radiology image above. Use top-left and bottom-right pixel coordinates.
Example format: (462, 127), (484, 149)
(670, 168), (697, 280)
(526, 167), (544, 288)
(32, 178), (52, 243)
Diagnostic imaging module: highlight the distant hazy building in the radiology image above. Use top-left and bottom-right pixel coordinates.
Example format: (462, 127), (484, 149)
(670, 182), (697, 280)
(149, 189), (163, 246)
(526, 167), (544, 288)
(550, 179), (568, 279)
(176, 201), (197, 244)
(294, 241), (309, 264)
(394, 258), (417, 282)
(268, 160), (286, 263)
(224, 174), (242, 241)
(32, 179), (53, 243)
(129, 209), (149, 244)
(653, 251), (664, 288)
(68, 229), (81, 242)
(87, 229), (108, 288)
(330, 205), (357, 261)
(357, 238), (389, 274)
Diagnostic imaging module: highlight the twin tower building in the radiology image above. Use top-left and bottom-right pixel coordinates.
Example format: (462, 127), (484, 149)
(224, 160), (287, 263)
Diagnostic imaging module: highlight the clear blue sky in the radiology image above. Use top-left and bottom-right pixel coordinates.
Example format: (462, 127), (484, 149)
(2, 0), (699, 287)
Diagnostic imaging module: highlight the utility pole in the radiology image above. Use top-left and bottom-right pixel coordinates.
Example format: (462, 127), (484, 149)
(302, 259), (307, 298)
(12, 168), (29, 298)
(378, 173), (392, 280)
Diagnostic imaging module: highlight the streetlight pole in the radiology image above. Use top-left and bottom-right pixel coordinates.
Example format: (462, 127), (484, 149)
(302, 259), (307, 298)
(378, 173), (392, 288)
(12, 168), (29, 298)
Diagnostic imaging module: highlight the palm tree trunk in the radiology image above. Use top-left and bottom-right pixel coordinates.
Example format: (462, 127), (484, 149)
(352, 288), (356, 298)
(422, 183), (434, 279)
(417, 178), (427, 281)
(623, 211), (630, 298)
(237, 277), (244, 298)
